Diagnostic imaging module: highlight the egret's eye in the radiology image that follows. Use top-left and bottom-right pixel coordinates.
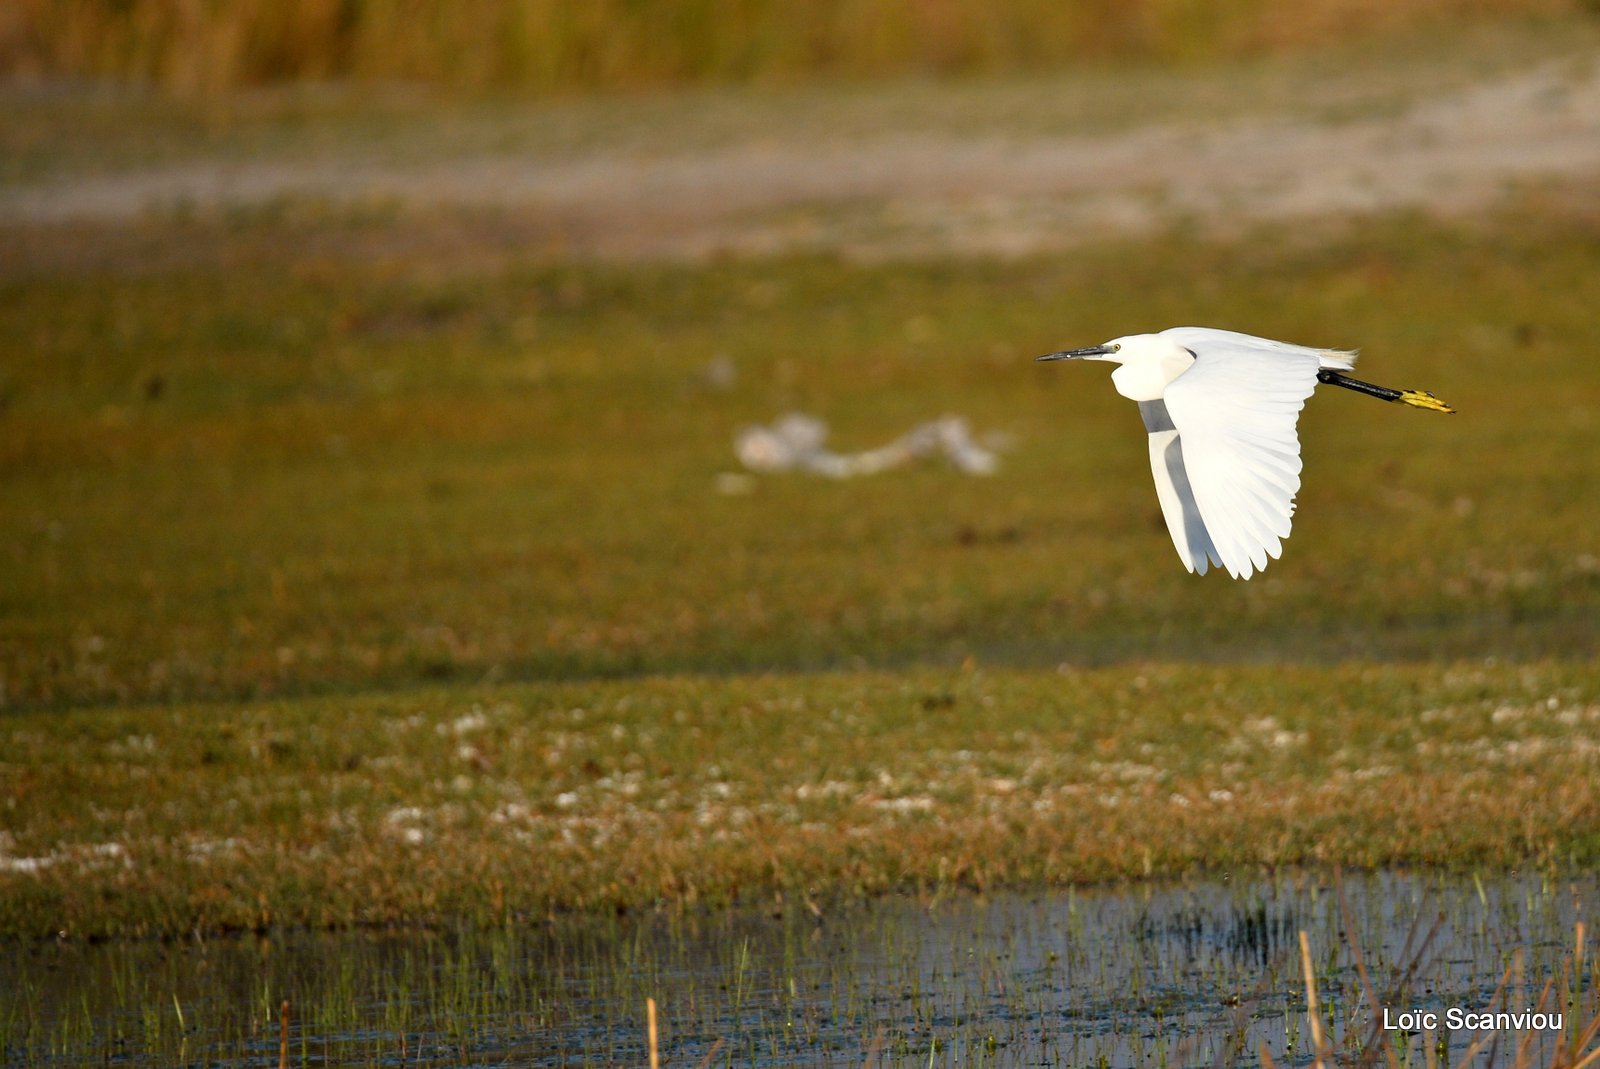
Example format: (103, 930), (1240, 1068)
(1111, 343), (1121, 352)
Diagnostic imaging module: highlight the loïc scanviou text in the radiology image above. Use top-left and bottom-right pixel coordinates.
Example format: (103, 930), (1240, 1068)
(1383, 1007), (1562, 1031)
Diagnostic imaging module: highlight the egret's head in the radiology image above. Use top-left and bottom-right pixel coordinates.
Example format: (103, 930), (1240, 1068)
(1035, 333), (1172, 365)
(1037, 333), (1197, 402)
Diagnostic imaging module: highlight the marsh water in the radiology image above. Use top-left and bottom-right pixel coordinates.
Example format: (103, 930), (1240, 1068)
(4, 870), (1596, 1068)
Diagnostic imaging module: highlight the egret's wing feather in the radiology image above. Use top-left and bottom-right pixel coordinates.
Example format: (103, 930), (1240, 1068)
(1160, 326), (1356, 372)
(1160, 343), (1320, 579)
(1138, 401), (1221, 575)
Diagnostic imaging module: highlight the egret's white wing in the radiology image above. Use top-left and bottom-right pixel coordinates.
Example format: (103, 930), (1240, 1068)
(1138, 401), (1221, 576)
(1160, 326), (1356, 372)
(1159, 342), (1321, 579)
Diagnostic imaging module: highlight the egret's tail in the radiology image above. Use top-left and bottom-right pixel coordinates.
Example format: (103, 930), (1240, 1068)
(1316, 370), (1455, 414)
(1316, 347), (1358, 372)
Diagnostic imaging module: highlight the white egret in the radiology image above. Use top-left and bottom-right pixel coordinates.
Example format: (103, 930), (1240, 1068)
(1037, 327), (1452, 579)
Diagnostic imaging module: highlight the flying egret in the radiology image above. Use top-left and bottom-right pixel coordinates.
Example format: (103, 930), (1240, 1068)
(1037, 327), (1453, 579)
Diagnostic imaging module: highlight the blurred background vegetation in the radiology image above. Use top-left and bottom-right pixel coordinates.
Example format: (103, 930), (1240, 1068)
(3, 3), (1600, 715)
(4, 0), (1600, 939)
(1, 0), (1584, 96)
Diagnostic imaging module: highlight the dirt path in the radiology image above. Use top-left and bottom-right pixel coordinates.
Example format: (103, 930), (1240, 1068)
(5, 55), (1599, 259)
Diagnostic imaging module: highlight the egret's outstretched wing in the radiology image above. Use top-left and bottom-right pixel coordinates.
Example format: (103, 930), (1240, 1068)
(1160, 326), (1356, 372)
(1138, 401), (1221, 576)
(1159, 343), (1321, 579)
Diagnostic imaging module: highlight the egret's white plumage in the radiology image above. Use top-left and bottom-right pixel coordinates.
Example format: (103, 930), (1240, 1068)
(1037, 327), (1451, 580)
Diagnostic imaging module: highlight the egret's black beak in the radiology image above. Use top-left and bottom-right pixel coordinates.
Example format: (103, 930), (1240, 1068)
(1036, 345), (1115, 362)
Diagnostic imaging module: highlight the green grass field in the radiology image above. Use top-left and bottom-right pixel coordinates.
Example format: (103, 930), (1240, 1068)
(5, 209), (1599, 710)
(4, 33), (1600, 937)
(4, 202), (1599, 938)
(6, 661), (1600, 939)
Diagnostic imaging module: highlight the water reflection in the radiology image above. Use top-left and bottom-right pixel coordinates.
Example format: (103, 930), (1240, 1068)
(4, 869), (1595, 1067)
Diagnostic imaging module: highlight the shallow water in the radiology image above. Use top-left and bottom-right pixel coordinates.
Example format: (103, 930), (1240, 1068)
(4, 870), (1596, 1067)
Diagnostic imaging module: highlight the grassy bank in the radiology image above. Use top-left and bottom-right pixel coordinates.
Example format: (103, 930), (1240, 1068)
(4, 1), (1583, 96)
(4, 209), (1600, 711)
(4, 660), (1600, 939)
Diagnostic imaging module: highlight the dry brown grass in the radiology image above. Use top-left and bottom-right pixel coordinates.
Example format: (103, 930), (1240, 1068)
(2, 0), (1583, 96)
(4, 661), (1600, 938)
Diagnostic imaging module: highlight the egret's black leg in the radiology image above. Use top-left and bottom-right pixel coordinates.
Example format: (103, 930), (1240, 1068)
(1317, 369), (1455, 413)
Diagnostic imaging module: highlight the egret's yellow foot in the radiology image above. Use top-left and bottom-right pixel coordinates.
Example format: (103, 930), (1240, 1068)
(1398, 389), (1455, 414)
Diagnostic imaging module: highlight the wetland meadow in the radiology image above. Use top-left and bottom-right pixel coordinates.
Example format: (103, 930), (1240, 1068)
(5, 4), (1600, 1066)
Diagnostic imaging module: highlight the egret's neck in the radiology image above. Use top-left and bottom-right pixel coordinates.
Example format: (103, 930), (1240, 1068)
(1109, 346), (1195, 402)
